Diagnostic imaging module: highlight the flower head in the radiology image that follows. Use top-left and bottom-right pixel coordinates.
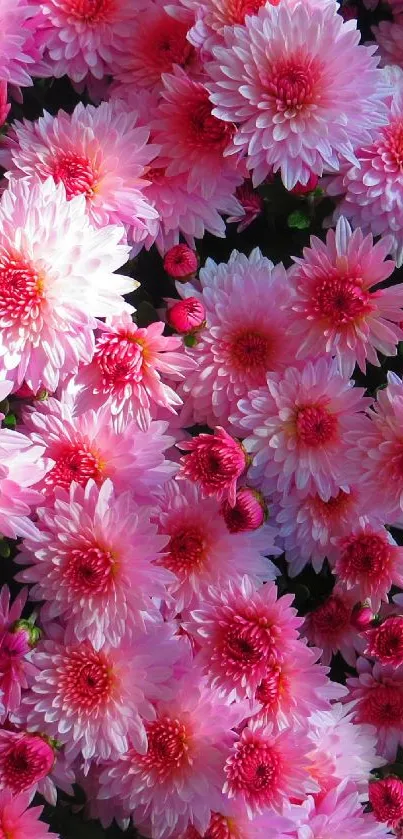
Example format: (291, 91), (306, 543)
(36, 0), (149, 84)
(207, 0), (388, 188)
(0, 790), (58, 839)
(0, 730), (55, 795)
(74, 310), (195, 432)
(221, 487), (266, 533)
(0, 0), (42, 87)
(0, 586), (38, 720)
(365, 617), (403, 668)
(154, 479), (278, 611)
(0, 101), (159, 238)
(303, 588), (359, 666)
(178, 427), (248, 506)
(234, 357), (370, 501)
(346, 657), (403, 761)
(166, 298), (206, 334)
(289, 218), (402, 377)
(369, 777), (403, 828)
(0, 177), (133, 393)
(98, 674), (248, 839)
(334, 525), (403, 609)
(185, 575), (302, 700)
(223, 724), (314, 817)
(176, 249), (298, 431)
(17, 479), (172, 648)
(227, 180), (264, 233)
(0, 422), (44, 540)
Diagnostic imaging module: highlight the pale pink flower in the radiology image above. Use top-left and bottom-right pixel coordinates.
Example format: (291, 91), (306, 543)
(154, 479), (279, 611)
(0, 586), (38, 720)
(22, 396), (177, 504)
(227, 180), (264, 233)
(276, 483), (379, 577)
(234, 357), (370, 502)
(307, 704), (385, 797)
(223, 723), (315, 817)
(206, 0), (389, 188)
(185, 575), (302, 701)
(0, 0), (43, 87)
(278, 780), (391, 839)
(178, 427), (248, 507)
(152, 68), (240, 200)
(0, 101), (159, 237)
(98, 674), (249, 838)
(0, 177), (133, 393)
(369, 777), (403, 829)
(326, 68), (403, 267)
(345, 371), (403, 520)
(303, 587), (360, 666)
(35, 0), (149, 84)
(0, 790), (59, 839)
(289, 218), (403, 377)
(20, 625), (185, 764)
(113, 1), (197, 93)
(365, 616), (403, 668)
(17, 479), (173, 648)
(0, 422), (44, 540)
(0, 729), (55, 795)
(334, 524), (403, 610)
(176, 249), (298, 431)
(346, 657), (403, 761)
(74, 310), (195, 432)
(252, 640), (345, 731)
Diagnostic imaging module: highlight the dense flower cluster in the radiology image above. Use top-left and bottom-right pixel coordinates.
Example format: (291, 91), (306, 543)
(0, 0), (403, 838)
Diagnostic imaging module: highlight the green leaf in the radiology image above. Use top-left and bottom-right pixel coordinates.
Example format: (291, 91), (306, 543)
(287, 210), (311, 230)
(3, 414), (16, 429)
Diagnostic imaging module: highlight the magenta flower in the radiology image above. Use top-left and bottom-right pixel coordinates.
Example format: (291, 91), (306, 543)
(75, 310), (195, 432)
(347, 657), (403, 761)
(0, 790), (59, 839)
(303, 588), (360, 666)
(369, 777), (403, 829)
(0, 730), (55, 795)
(334, 524), (403, 610)
(365, 617), (403, 668)
(178, 427), (248, 506)
(164, 245), (198, 280)
(0, 586), (38, 720)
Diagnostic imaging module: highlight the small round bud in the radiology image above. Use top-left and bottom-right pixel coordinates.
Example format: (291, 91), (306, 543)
(291, 172), (319, 196)
(166, 297), (206, 335)
(350, 603), (374, 631)
(163, 244), (198, 280)
(221, 487), (267, 533)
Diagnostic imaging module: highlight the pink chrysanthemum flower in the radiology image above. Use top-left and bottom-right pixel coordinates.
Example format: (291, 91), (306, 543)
(303, 587), (360, 666)
(345, 371), (403, 520)
(234, 357), (370, 502)
(227, 180), (264, 233)
(346, 657), (403, 761)
(0, 177), (133, 393)
(0, 421), (45, 540)
(178, 427), (248, 507)
(0, 586), (38, 720)
(326, 68), (403, 267)
(206, 0), (389, 189)
(185, 575), (302, 701)
(35, 0), (149, 84)
(276, 483), (379, 577)
(0, 730), (55, 795)
(0, 101), (159, 237)
(0, 790), (59, 839)
(21, 625), (185, 764)
(369, 777), (403, 829)
(223, 723), (315, 817)
(252, 640), (345, 731)
(74, 310), (195, 432)
(0, 0), (43, 87)
(373, 17), (403, 72)
(177, 804), (290, 839)
(334, 524), (403, 610)
(113, 1), (197, 93)
(288, 218), (403, 377)
(307, 704), (384, 797)
(17, 479), (172, 648)
(278, 781), (390, 839)
(176, 249), (298, 431)
(152, 68), (239, 200)
(365, 616), (403, 668)
(154, 479), (278, 611)
(221, 486), (266, 533)
(98, 674), (249, 839)
(22, 396), (177, 504)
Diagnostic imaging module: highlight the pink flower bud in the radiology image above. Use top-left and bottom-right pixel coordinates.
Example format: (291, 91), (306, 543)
(0, 730), (55, 794)
(291, 172), (319, 195)
(221, 487), (266, 533)
(351, 603), (375, 631)
(365, 616), (403, 668)
(0, 81), (10, 129)
(164, 245), (198, 280)
(166, 297), (206, 334)
(178, 426), (248, 506)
